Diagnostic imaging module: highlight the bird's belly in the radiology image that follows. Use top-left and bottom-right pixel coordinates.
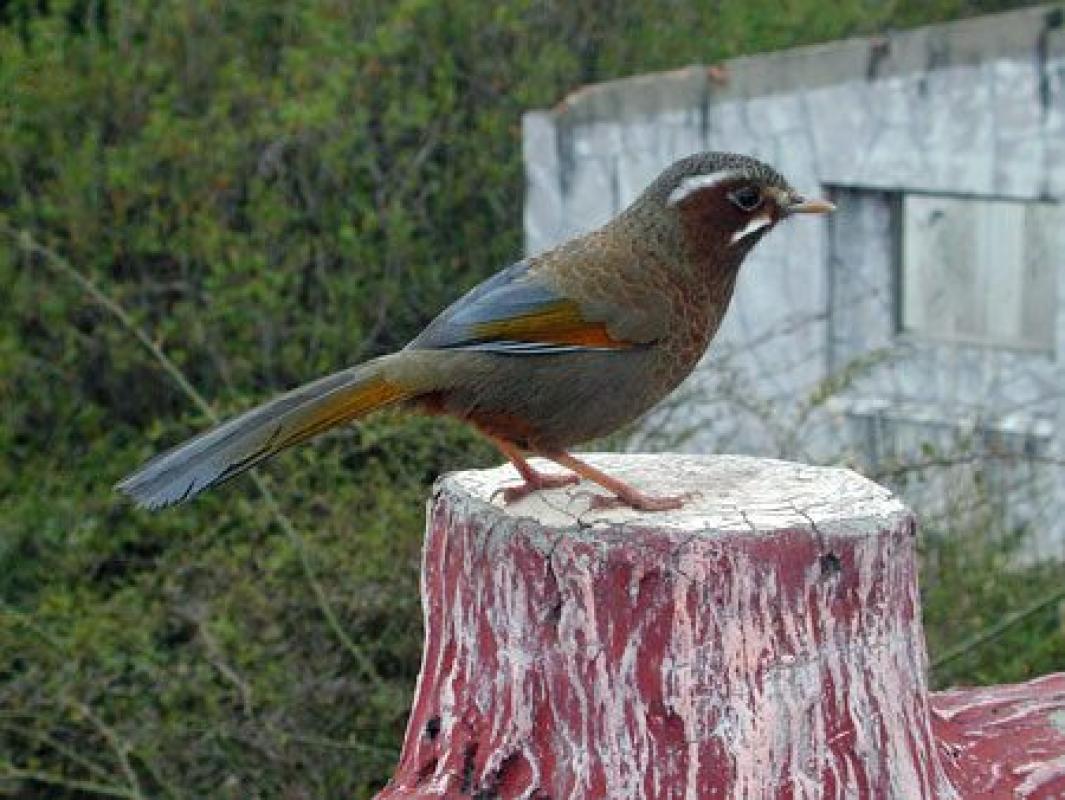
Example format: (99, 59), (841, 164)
(422, 349), (674, 451)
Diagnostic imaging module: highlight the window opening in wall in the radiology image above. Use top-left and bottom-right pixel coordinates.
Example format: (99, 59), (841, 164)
(898, 195), (1060, 352)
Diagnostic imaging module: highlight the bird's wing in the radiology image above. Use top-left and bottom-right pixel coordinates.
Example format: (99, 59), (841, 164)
(406, 259), (657, 355)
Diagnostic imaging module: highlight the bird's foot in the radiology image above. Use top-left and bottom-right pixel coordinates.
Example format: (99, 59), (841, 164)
(492, 471), (580, 504)
(586, 489), (696, 512)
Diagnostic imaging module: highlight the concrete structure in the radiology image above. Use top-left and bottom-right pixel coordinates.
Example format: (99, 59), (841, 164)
(375, 455), (1065, 799)
(522, 5), (1065, 558)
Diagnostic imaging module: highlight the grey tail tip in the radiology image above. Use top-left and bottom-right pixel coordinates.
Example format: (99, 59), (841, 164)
(114, 473), (195, 512)
(113, 478), (156, 511)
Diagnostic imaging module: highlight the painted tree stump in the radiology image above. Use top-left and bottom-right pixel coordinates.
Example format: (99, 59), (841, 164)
(374, 454), (1065, 799)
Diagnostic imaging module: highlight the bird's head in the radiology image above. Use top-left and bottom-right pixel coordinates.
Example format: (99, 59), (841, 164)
(640, 151), (834, 266)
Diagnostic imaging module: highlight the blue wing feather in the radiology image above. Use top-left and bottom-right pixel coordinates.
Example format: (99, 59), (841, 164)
(406, 259), (623, 355)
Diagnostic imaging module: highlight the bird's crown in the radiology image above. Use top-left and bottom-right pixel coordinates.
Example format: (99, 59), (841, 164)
(652, 152), (793, 205)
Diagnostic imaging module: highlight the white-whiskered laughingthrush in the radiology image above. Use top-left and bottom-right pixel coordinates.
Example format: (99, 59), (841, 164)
(118, 152), (834, 511)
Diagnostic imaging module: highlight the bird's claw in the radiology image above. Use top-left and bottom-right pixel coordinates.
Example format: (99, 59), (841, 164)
(585, 490), (697, 512)
(491, 472), (580, 504)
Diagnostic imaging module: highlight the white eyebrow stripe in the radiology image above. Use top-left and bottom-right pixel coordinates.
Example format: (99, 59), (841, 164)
(730, 214), (773, 244)
(667, 169), (744, 205)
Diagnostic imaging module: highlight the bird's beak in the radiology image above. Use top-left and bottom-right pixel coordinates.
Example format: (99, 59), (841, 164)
(787, 195), (836, 215)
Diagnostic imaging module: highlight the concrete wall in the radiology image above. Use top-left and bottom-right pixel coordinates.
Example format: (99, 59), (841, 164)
(522, 5), (1065, 556)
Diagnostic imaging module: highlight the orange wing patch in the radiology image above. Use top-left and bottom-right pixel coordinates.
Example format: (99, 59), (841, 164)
(471, 300), (629, 349)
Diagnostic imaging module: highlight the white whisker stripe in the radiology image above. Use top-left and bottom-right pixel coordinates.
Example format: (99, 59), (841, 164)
(667, 169), (743, 205)
(730, 215), (773, 244)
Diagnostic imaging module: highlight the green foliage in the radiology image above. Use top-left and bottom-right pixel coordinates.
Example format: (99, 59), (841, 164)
(922, 520), (1065, 690)
(0, 0), (1049, 797)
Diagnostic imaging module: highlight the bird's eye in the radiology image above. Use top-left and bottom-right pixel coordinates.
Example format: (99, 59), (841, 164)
(729, 186), (763, 212)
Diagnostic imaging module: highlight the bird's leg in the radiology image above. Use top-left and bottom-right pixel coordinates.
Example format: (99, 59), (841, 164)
(542, 451), (689, 512)
(488, 437), (579, 504)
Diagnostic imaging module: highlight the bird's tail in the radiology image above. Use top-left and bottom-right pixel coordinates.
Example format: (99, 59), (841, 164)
(116, 354), (413, 510)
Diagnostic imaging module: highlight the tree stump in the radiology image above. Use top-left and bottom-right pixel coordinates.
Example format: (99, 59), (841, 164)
(375, 454), (956, 799)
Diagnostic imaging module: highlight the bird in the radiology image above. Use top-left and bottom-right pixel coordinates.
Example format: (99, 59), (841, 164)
(116, 151), (834, 512)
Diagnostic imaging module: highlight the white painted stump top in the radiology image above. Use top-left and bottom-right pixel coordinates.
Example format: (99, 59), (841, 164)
(444, 453), (909, 536)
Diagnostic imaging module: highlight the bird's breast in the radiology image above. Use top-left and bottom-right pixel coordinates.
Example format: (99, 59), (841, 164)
(650, 266), (737, 390)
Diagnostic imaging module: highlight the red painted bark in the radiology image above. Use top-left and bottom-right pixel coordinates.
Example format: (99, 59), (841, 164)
(374, 454), (1065, 799)
(933, 675), (1065, 798)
